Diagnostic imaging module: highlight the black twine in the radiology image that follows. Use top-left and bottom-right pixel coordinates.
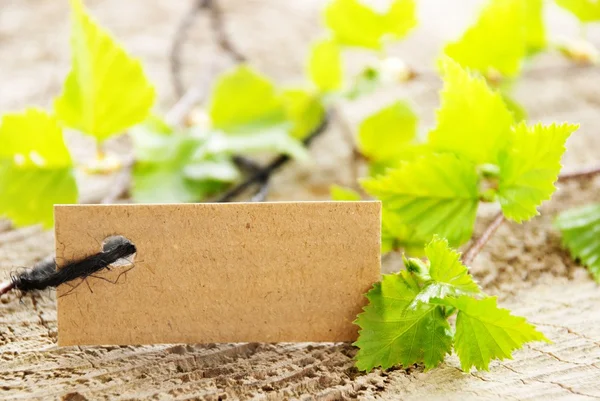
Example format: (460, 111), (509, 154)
(0, 236), (136, 296)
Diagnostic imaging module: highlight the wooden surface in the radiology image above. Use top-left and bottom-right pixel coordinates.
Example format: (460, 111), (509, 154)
(2, 0), (600, 399)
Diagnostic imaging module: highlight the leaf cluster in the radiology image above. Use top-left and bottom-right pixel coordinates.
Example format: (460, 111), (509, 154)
(354, 58), (577, 253)
(354, 236), (549, 372)
(132, 65), (322, 203)
(0, 0), (155, 226)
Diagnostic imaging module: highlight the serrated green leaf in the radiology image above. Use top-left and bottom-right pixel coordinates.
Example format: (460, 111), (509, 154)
(555, 0), (600, 23)
(362, 153), (480, 246)
(501, 93), (527, 122)
(445, 296), (549, 371)
(54, 0), (156, 141)
(208, 65), (285, 132)
(443, 0), (544, 78)
(282, 88), (325, 139)
(498, 122), (577, 222)
(555, 203), (600, 281)
(324, 0), (416, 49)
(367, 143), (435, 178)
(0, 109), (77, 227)
(358, 101), (417, 162)
(381, 208), (427, 255)
(428, 57), (514, 165)
(330, 185), (361, 201)
(328, 186), (426, 254)
(413, 236), (481, 304)
(307, 39), (343, 92)
(131, 129), (229, 203)
(354, 271), (453, 371)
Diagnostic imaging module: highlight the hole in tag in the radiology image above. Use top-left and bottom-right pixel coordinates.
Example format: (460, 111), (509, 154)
(102, 235), (136, 268)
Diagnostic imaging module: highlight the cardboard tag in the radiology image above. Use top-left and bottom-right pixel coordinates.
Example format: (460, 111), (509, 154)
(55, 202), (381, 346)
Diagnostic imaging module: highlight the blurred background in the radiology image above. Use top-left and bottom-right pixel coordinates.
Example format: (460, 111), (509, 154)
(1, 0), (599, 203)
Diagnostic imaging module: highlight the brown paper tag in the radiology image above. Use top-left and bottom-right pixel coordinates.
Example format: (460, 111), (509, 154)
(55, 202), (381, 346)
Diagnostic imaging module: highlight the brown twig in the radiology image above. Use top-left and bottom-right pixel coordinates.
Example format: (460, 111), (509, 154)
(462, 211), (505, 265)
(558, 164), (600, 182)
(170, 0), (210, 98)
(207, 0), (246, 62)
(456, 162), (600, 264)
(169, 0), (245, 100)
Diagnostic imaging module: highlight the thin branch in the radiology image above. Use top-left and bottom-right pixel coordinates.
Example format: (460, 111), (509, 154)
(207, 0), (246, 62)
(233, 156), (271, 202)
(462, 211), (505, 266)
(232, 155), (262, 173)
(169, 0), (245, 101)
(558, 164), (600, 182)
(169, 0), (210, 98)
(217, 113), (331, 202)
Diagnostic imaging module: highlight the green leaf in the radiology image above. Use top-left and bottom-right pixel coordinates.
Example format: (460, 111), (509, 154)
(555, 0), (600, 23)
(358, 101), (417, 162)
(428, 57), (514, 165)
(324, 0), (387, 49)
(366, 143), (436, 179)
(183, 159), (240, 182)
(307, 39), (343, 92)
(524, 0), (547, 54)
(131, 129), (230, 203)
(131, 118), (308, 203)
(208, 65), (285, 133)
(362, 153), (480, 246)
(445, 296), (549, 371)
(501, 93), (527, 122)
(54, 0), (156, 141)
(555, 203), (600, 281)
(497, 122), (577, 222)
(282, 88), (325, 139)
(443, 0), (544, 78)
(413, 236), (481, 304)
(0, 109), (77, 227)
(384, 0), (418, 39)
(381, 208), (428, 255)
(198, 126), (309, 162)
(329, 186), (426, 255)
(330, 185), (361, 201)
(354, 271), (453, 371)
(324, 0), (416, 49)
